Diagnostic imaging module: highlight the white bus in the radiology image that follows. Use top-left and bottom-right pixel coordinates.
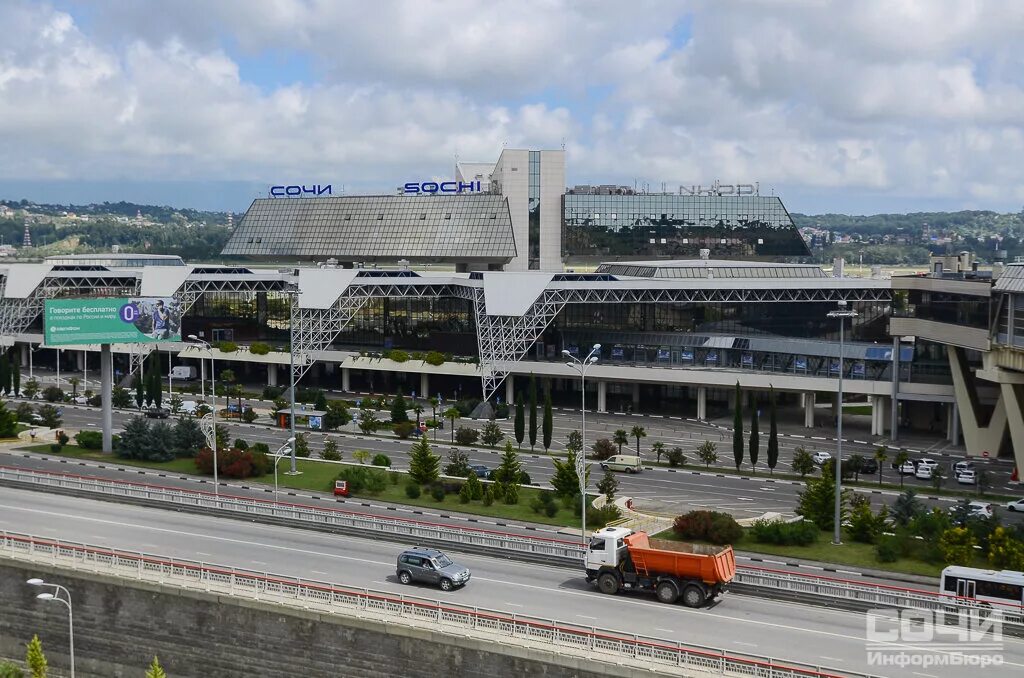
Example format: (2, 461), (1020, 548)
(941, 566), (1024, 607)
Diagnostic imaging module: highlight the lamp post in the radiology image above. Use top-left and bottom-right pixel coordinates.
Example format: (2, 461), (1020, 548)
(55, 347), (62, 389)
(188, 335), (218, 498)
(287, 287), (299, 476)
(563, 343), (601, 548)
(273, 437), (296, 512)
(26, 578), (74, 678)
(827, 300), (857, 546)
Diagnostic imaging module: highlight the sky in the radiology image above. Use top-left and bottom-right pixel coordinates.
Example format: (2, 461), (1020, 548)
(2, 0), (1024, 215)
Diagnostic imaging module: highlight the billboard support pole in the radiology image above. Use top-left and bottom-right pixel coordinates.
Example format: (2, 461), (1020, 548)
(100, 344), (112, 453)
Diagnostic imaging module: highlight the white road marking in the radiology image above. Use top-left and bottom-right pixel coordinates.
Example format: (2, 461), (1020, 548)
(654, 627), (675, 634)
(819, 656), (844, 662)
(733, 641), (758, 647)
(311, 570), (329, 576)
(576, 614), (598, 620)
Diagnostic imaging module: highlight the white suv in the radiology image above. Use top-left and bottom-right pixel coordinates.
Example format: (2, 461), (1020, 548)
(812, 451), (832, 465)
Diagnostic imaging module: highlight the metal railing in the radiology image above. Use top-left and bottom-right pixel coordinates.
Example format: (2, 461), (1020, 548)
(2, 464), (1022, 633)
(0, 530), (873, 678)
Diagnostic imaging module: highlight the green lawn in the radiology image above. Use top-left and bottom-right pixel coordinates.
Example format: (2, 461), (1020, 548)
(18, 444), (586, 528)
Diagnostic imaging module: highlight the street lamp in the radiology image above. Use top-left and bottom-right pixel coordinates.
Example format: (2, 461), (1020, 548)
(273, 437), (296, 511)
(563, 343), (601, 548)
(827, 300), (858, 546)
(55, 347), (63, 389)
(188, 335), (218, 498)
(27, 578), (74, 678)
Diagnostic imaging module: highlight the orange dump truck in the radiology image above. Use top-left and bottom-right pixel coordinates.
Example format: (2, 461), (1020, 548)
(584, 526), (736, 607)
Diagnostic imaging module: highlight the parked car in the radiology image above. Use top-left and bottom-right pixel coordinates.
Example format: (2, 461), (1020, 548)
(179, 401), (198, 415)
(396, 548), (470, 591)
(956, 469), (976, 485)
(952, 460), (975, 476)
(600, 455), (643, 473)
(145, 407), (169, 419)
(1005, 498), (1024, 512)
(860, 458), (878, 475)
(898, 461), (916, 475)
(915, 465), (934, 480)
(812, 451), (832, 465)
(916, 458), (939, 471)
(468, 465), (492, 479)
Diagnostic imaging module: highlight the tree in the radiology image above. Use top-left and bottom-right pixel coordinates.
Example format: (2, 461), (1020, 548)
(988, 527), (1024, 570)
(893, 449), (910, 488)
(408, 434), (440, 485)
(25, 634), (47, 678)
(514, 392), (525, 449)
(732, 382), (744, 471)
(112, 385), (132, 408)
(890, 488), (924, 526)
(67, 375), (80, 397)
(391, 393), (409, 423)
(697, 440), (718, 468)
(651, 441), (666, 463)
(612, 429), (629, 455)
(353, 450), (370, 465)
(930, 465), (946, 492)
(314, 389), (328, 412)
(293, 432), (310, 457)
(146, 656), (167, 678)
(542, 391), (553, 452)
(551, 450), (588, 497)
(748, 406), (760, 473)
(0, 357), (8, 395)
(444, 447), (470, 477)
(172, 416), (205, 457)
(874, 446), (887, 485)
(219, 368), (237, 415)
(117, 417), (153, 460)
(796, 460), (850, 532)
(480, 420), (504, 447)
(591, 438), (616, 461)
(357, 407), (379, 435)
(412, 403), (423, 426)
(528, 374), (538, 451)
(791, 447), (815, 477)
(443, 406), (460, 443)
(462, 472), (484, 501)
(848, 497), (887, 544)
(322, 438), (342, 461)
(169, 394), (183, 415)
(767, 387), (779, 474)
(0, 401), (16, 437)
(37, 404), (61, 429)
(23, 378), (40, 400)
(323, 401), (351, 430)
(11, 356), (20, 397)
(566, 429), (582, 456)
(494, 441), (523, 484)
(630, 425), (646, 456)
(939, 527), (977, 566)
(597, 469), (619, 501)
(0, 660), (24, 678)
(977, 468), (992, 496)
(847, 454), (865, 482)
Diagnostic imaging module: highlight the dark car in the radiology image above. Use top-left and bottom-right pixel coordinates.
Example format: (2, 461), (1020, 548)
(145, 407), (170, 419)
(468, 465), (492, 479)
(860, 458), (878, 475)
(396, 547), (471, 591)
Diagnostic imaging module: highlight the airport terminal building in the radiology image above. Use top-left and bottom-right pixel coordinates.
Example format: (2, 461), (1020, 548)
(0, 149), (1020, 472)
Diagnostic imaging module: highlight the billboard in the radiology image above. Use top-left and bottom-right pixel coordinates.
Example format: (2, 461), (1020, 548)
(44, 297), (182, 346)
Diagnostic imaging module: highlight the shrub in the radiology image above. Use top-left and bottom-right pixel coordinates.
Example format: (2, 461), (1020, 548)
(49, 443), (63, 453)
(262, 386), (283, 400)
(42, 385), (64, 402)
(667, 448), (686, 468)
(424, 351), (445, 366)
(216, 341), (238, 353)
(430, 484), (446, 502)
(249, 342), (271, 355)
(673, 510), (715, 541)
(387, 349), (410, 363)
(875, 536), (900, 563)
(405, 482), (421, 499)
(519, 471), (531, 485)
(242, 407), (258, 423)
(371, 453), (392, 467)
(322, 439), (342, 461)
(455, 427), (480, 445)
(590, 438), (616, 461)
(74, 430), (103, 450)
(459, 481), (473, 503)
(365, 469), (388, 494)
(56, 431), (69, 446)
(233, 438), (249, 451)
(587, 503), (622, 528)
(252, 442), (270, 454)
(337, 466), (373, 493)
(482, 486), (494, 506)
(393, 421), (416, 439)
(749, 519), (819, 546)
(708, 514), (743, 544)
(672, 510), (743, 545)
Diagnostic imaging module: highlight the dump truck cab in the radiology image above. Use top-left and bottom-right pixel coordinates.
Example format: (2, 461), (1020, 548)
(584, 526), (734, 608)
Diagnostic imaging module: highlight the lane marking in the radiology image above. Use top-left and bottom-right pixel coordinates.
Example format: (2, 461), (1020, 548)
(819, 656), (844, 662)
(654, 627), (675, 634)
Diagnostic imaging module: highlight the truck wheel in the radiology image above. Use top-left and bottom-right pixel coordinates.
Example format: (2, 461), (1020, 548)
(597, 573), (620, 595)
(681, 585), (706, 608)
(656, 581), (679, 604)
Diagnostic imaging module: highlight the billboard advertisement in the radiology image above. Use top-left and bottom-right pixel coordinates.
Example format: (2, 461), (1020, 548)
(44, 297), (182, 346)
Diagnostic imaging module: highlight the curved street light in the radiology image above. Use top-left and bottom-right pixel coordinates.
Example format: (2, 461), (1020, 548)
(188, 335), (218, 498)
(273, 436), (297, 512)
(27, 578), (74, 678)
(563, 343), (601, 549)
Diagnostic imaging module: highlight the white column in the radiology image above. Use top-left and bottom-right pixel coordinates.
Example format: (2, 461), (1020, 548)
(632, 382), (640, 410)
(804, 393), (816, 428)
(421, 372), (430, 401)
(342, 367), (351, 392)
(697, 386), (707, 421)
(267, 365), (278, 387)
(597, 380), (607, 413)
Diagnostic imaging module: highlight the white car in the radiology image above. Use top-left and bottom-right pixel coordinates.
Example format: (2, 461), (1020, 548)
(915, 465), (933, 480)
(952, 460), (975, 476)
(179, 400), (198, 415)
(898, 461), (917, 475)
(1006, 499), (1024, 512)
(916, 458), (939, 471)
(956, 469), (976, 485)
(812, 451), (832, 465)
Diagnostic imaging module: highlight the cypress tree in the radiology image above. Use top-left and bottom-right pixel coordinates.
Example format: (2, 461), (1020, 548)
(528, 373), (538, 451)
(0, 356), (9, 395)
(749, 403), (760, 473)
(514, 391), (525, 449)
(542, 390), (553, 452)
(11, 355), (20, 396)
(26, 634), (47, 678)
(732, 381), (744, 471)
(767, 387), (779, 474)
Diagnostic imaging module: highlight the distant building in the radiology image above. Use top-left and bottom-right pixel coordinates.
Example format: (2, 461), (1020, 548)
(22, 223), (31, 248)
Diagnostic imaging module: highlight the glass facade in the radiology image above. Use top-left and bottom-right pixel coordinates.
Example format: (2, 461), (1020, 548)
(563, 193), (810, 259)
(528, 151), (540, 268)
(223, 195), (516, 263)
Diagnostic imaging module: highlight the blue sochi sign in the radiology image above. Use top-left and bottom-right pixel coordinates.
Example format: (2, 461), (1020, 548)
(270, 184), (332, 197)
(403, 180), (481, 194)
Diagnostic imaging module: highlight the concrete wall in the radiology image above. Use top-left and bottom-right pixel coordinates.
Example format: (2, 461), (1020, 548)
(0, 560), (664, 678)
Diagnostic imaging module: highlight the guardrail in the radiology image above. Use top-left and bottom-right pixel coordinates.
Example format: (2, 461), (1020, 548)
(2, 464), (1022, 633)
(0, 529), (874, 678)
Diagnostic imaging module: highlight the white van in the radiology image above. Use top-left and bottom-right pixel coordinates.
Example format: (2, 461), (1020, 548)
(171, 366), (199, 381)
(600, 455), (643, 474)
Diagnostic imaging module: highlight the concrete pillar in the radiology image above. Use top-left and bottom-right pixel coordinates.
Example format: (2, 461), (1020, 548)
(267, 365), (277, 387)
(597, 380), (607, 413)
(631, 382), (640, 410)
(20, 343), (28, 365)
(421, 372), (430, 401)
(804, 392), (816, 428)
(75, 350), (85, 370)
(697, 386), (707, 421)
(342, 367), (351, 392)
(505, 376), (513, 406)
(999, 384), (1024, 475)
(101, 344), (112, 453)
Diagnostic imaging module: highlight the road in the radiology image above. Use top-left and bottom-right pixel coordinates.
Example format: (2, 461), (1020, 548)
(2, 485), (1019, 677)
(43, 403), (1024, 525)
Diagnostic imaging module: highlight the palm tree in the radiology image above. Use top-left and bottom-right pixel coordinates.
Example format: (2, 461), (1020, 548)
(68, 376), (81, 397)
(652, 441), (666, 464)
(874, 446), (887, 486)
(612, 429), (628, 455)
(443, 406), (460, 443)
(631, 425), (647, 456)
(413, 403), (423, 427)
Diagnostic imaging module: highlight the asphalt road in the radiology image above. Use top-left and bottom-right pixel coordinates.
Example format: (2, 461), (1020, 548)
(3, 485), (1020, 678)
(44, 404), (1024, 525)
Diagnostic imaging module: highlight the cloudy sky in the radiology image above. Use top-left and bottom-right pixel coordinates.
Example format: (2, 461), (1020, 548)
(2, 0), (1023, 214)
